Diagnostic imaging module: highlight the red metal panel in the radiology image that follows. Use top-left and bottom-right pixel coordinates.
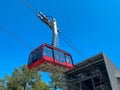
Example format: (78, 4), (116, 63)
(43, 56), (53, 62)
(28, 58), (44, 69)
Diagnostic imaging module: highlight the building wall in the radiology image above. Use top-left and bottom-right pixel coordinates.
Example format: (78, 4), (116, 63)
(63, 53), (120, 90)
(103, 54), (120, 90)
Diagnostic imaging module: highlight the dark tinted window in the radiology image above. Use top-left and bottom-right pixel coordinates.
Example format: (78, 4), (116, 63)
(43, 46), (53, 57)
(54, 49), (65, 63)
(36, 47), (42, 60)
(28, 47), (42, 65)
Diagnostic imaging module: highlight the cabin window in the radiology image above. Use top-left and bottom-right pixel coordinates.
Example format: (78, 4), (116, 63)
(32, 51), (38, 63)
(36, 47), (42, 60)
(65, 55), (72, 64)
(28, 54), (33, 64)
(43, 46), (53, 57)
(54, 50), (65, 63)
(28, 51), (37, 64)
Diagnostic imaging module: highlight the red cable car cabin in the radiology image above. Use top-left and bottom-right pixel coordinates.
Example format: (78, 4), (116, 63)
(28, 44), (74, 73)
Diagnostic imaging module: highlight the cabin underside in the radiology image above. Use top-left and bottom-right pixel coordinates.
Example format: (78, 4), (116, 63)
(37, 61), (71, 73)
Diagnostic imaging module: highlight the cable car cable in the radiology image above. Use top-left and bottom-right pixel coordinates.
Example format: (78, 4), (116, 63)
(0, 25), (33, 50)
(20, 0), (38, 15)
(59, 34), (86, 59)
(59, 32), (87, 59)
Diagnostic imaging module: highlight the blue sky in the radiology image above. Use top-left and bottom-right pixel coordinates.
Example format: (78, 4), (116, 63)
(0, 0), (120, 83)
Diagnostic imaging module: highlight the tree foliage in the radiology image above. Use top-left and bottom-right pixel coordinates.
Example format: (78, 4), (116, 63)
(0, 78), (6, 90)
(0, 64), (63, 90)
(49, 73), (62, 90)
(0, 64), (50, 90)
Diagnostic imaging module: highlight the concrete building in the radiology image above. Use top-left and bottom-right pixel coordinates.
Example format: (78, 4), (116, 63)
(62, 53), (120, 90)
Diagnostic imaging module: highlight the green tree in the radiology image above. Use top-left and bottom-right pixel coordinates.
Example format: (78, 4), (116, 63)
(0, 78), (7, 90)
(33, 80), (50, 90)
(49, 73), (62, 90)
(4, 64), (50, 90)
(19, 65), (40, 90)
(5, 69), (23, 90)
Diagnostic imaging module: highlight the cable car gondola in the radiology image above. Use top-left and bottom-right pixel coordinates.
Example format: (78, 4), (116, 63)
(27, 12), (74, 73)
(28, 44), (74, 73)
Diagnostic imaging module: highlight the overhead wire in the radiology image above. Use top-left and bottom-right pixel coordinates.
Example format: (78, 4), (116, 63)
(20, 0), (38, 15)
(0, 0), (37, 50)
(59, 32), (87, 59)
(0, 25), (33, 50)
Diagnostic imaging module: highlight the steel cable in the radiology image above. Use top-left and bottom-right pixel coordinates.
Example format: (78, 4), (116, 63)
(59, 32), (87, 59)
(0, 25), (33, 50)
(20, 0), (38, 15)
